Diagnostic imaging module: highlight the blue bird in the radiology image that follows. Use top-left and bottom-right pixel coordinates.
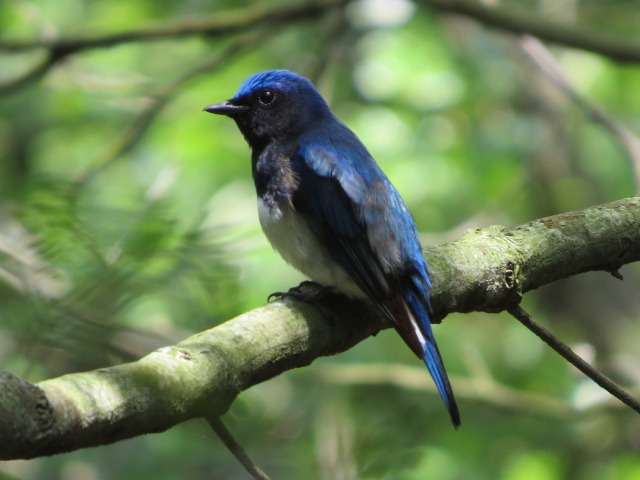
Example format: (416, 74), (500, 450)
(204, 70), (460, 427)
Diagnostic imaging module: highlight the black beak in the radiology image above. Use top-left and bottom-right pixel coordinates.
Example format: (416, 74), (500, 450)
(203, 101), (248, 116)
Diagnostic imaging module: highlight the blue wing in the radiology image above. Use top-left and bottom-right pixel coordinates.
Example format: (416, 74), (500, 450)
(292, 124), (460, 427)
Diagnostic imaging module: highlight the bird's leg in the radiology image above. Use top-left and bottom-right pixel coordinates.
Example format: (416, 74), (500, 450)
(268, 280), (330, 303)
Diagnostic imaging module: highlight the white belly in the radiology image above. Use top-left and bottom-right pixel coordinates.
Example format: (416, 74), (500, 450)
(257, 198), (364, 298)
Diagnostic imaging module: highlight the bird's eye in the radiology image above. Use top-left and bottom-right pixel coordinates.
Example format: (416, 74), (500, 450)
(258, 90), (276, 106)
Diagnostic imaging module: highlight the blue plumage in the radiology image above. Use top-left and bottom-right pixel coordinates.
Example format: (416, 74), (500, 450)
(204, 70), (461, 427)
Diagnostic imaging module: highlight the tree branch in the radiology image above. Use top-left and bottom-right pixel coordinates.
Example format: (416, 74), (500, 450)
(4, 0), (639, 63)
(2, 0), (640, 96)
(0, 0), (348, 94)
(425, 196), (640, 318)
(0, 196), (638, 459)
(418, 0), (640, 63)
(0, 0), (348, 52)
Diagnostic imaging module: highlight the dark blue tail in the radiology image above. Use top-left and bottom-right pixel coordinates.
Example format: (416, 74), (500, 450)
(422, 336), (461, 428)
(404, 273), (461, 428)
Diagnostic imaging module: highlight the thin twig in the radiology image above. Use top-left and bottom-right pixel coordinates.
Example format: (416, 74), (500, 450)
(0, 52), (58, 95)
(508, 305), (640, 415)
(206, 416), (272, 480)
(72, 25), (276, 189)
(519, 35), (640, 192)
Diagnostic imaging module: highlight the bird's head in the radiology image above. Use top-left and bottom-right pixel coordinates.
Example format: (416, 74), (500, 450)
(204, 70), (330, 148)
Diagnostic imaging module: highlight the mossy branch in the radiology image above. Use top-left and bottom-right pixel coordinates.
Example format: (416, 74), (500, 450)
(0, 196), (638, 459)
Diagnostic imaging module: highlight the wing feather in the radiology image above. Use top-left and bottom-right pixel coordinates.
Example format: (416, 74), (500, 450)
(292, 139), (423, 355)
(293, 133), (460, 427)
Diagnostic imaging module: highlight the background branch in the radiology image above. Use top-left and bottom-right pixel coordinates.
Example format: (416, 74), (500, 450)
(0, 51), (59, 95)
(3, 0), (638, 63)
(0, 0), (348, 52)
(518, 35), (640, 192)
(419, 0), (640, 63)
(3, 0), (640, 96)
(0, 0), (348, 94)
(73, 26), (278, 189)
(312, 363), (575, 417)
(1, 196), (638, 460)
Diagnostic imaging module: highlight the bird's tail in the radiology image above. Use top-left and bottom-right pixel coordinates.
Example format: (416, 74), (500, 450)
(421, 331), (461, 428)
(401, 276), (461, 428)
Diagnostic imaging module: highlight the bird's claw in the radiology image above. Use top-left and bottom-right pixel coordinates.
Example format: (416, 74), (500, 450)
(267, 291), (287, 302)
(268, 280), (328, 303)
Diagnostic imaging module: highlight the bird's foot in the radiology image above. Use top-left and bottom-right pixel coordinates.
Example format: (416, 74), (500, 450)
(268, 280), (329, 303)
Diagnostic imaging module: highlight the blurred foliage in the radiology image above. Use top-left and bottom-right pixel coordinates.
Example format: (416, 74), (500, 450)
(1, 0), (640, 479)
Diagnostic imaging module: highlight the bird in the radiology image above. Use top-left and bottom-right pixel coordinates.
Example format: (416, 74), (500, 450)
(204, 69), (460, 427)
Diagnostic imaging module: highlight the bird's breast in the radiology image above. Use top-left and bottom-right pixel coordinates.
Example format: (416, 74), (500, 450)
(257, 197), (364, 298)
